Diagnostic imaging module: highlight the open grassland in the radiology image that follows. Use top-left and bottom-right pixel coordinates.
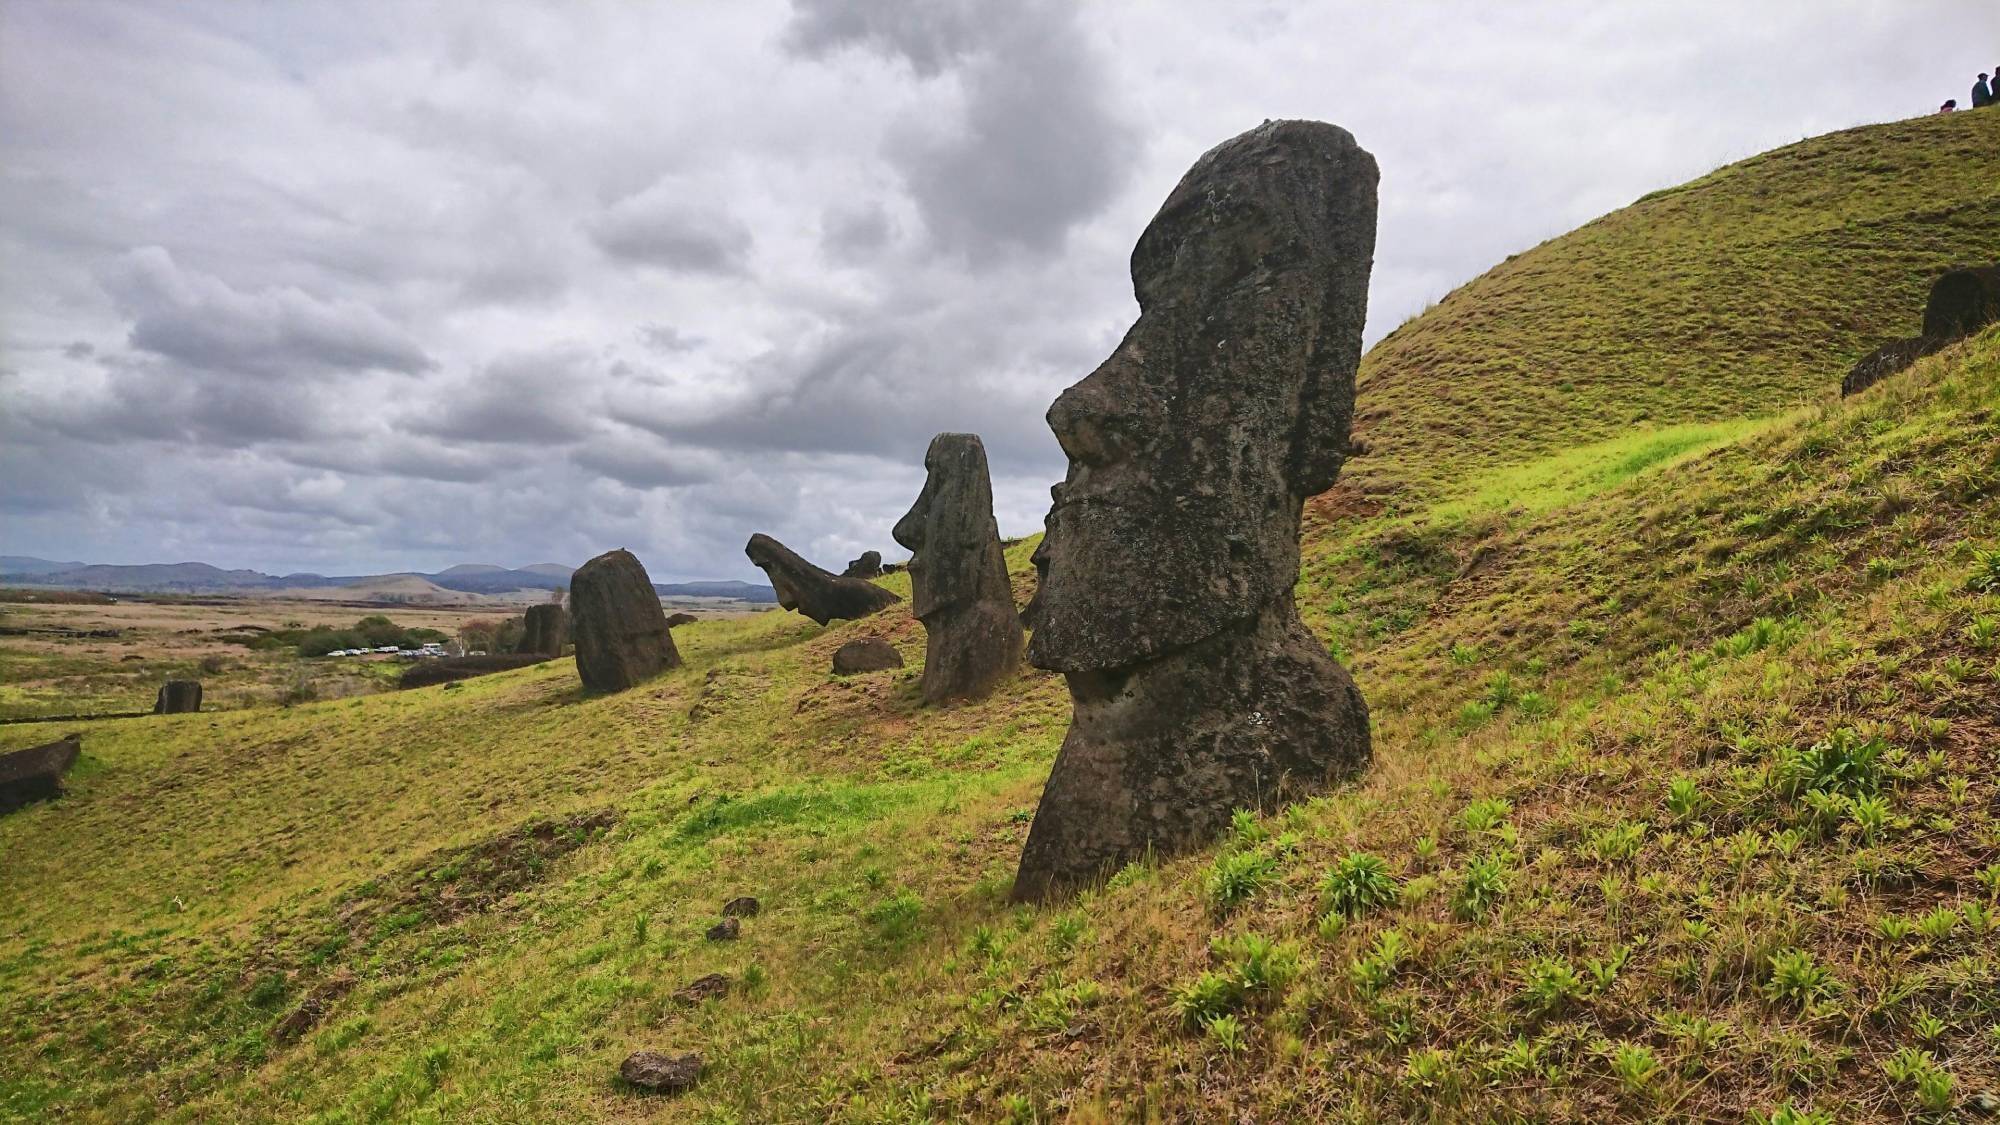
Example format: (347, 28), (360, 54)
(4, 113), (2000, 1122)
(0, 600), (519, 724)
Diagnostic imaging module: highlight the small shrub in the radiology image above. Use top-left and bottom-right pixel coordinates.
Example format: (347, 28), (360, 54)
(1204, 1013), (1247, 1054)
(1213, 932), (1301, 995)
(1452, 854), (1509, 920)
(1762, 949), (1837, 1007)
(1608, 1042), (1659, 1094)
(1481, 671), (1519, 709)
(1205, 850), (1278, 913)
(1771, 727), (1887, 797)
(1518, 957), (1585, 1014)
(1965, 615), (2000, 651)
(1321, 852), (1399, 919)
(1449, 642), (1481, 666)
(1592, 820), (1648, 863)
(1966, 546), (2000, 592)
(1665, 777), (1702, 819)
(1459, 797), (1512, 834)
(1173, 971), (1243, 1028)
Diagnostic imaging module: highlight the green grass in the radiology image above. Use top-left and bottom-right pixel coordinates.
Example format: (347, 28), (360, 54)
(4, 111), (2000, 1122)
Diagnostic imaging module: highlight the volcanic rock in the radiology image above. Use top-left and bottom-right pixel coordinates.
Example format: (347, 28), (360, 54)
(705, 917), (740, 941)
(569, 549), (680, 693)
(620, 1050), (701, 1093)
(154, 679), (203, 714)
(1844, 264), (2000, 395)
(744, 534), (900, 625)
(721, 896), (761, 918)
(1012, 120), (1375, 902)
(672, 973), (730, 1005)
(841, 550), (884, 579)
(665, 612), (698, 628)
(516, 603), (567, 657)
(832, 638), (903, 675)
(0, 735), (81, 814)
(892, 432), (1023, 704)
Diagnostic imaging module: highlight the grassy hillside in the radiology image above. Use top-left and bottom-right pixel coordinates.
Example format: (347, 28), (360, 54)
(4, 113), (2000, 1122)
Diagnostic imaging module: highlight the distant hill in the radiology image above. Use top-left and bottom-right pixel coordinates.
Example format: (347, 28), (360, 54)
(0, 556), (776, 601)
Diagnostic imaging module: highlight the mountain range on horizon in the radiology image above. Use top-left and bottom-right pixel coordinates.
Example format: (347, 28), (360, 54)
(0, 555), (777, 602)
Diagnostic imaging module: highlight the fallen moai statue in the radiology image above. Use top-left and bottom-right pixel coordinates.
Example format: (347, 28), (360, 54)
(744, 533), (900, 625)
(665, 612), (698, 628)
(893, 432), (1023, 704)
(1843, 264), (2000, 395)
(841, 550), (884, 579)
(1011, 119), (1376, 902)
(0, 735), (81, 814)
(569, 549), (680, 693)
(516, 603), (567, 657)
(154, 679), (202, 714)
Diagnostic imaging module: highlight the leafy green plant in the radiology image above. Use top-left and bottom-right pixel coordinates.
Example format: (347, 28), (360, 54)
(1449, 642), (1481, 666)
(1966, 545), (2000, 593)
(1607, 1042), (1659, 1094)
(1173, 971), (1243, 1028)
(1460, 798), (1512, 834)
(1748, 1105), (1835, 1125)
(1321, 852), (1399, 919)
(1213, 932), (1301, 995)
(1481, 671), (1520, 709)
(1348, 929), (1410, 998)
(1916, 905), (1958, 942)
(1452, 854), (1509, 920)
(1847, 793), (1891, 842)
(1965, 614), (1999, 651)
(1665, 777), (1702, 819)
(1772, 727), (1887, 797)
(1762, 949), (1837, 1007)
(1592, 820), (1648, 863)
(1205, 849), (1278, 913)
(1205, 1013), (1247, 1054)
(1518, 957), (1585, 1014)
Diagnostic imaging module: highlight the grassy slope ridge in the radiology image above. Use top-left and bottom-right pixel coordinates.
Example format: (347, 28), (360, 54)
(3, 112), (1999, 1122)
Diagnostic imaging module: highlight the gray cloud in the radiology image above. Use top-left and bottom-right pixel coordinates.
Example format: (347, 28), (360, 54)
(2, 0), (1991, 580)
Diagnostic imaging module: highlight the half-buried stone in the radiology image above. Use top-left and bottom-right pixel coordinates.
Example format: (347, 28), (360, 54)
(0, 735), (81, 814)
(893, 432), (1023, 704)
(1012, 119), (1376, 903)
(515, 603), (567, 657)
(831, 638), (903, 675)
(154, 679), (202, 714)
(569, 549), (680, 693)
(744, 534), (900, 625)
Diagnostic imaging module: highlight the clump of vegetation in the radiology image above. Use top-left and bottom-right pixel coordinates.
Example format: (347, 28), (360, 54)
(251, 614), (450, 657)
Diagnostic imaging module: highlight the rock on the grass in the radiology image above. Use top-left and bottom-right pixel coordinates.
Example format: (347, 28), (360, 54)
(154, 679), (203, 714)
(1843, 263), (2000, 396)
(665, 612), (698, 628)
(516, 603), (567, 657)
(705, 917), (740, 941)
(720, 896), (760, 918)
(744, 533), (900, 625)
(831, 638), (903, 676)
(569, 548), (680, 693)
(619, 1050), (701, 1093)
(672, 973), (730, 1005)
(0, 735), (81, 814)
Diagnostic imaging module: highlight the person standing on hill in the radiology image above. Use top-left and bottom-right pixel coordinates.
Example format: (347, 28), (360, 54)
(1973, 72), (1993, 108)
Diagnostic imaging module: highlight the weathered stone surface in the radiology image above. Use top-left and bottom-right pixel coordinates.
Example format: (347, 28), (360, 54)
(516, 603), (567, 657)
(0, 735), (81, 814)
(721, 896), (761, 918)
(892, 432), (1023, 704)
(705, 917), (740, 941)
(1844, 264), (2000, 396)
(841, 550), (884, 579)
(569, 549), (680, 693)
(1012, 120), (1376, 902)
(1843, 336), (1934, 396)
(672, 972), (730, 1005)
(620, 1050), (701, 1093)
(744, 534), (900, 625)
(1920, 265), (2000, 341)
(665, 612), (698, 628)
(831, 638), (903, 675)
(154, 679), (202, 714)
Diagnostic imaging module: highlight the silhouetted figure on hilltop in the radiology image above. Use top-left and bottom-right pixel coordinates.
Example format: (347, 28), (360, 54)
(1939, 99), (1958, 114)
(1973, 73), (1993, 109)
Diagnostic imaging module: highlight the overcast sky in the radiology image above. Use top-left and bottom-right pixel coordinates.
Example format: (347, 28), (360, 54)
(2, 2), (1992, 581)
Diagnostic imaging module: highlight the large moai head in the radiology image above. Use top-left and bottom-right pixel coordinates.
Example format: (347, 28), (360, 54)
(744, 533), (901, 626)
(893, 433), (1008, 621)
(1027, 119), (1377, 674)
(569, 548), (679, 693)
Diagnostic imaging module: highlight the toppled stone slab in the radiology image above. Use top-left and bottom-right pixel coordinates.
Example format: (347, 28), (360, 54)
(0, 735), (81, 814)
(516, 603), (567, 657)
(398, 653), (550, 690)
(154, 679), (202, 714)
(842, 550), (884, 579)
(1012, 120), (1376, 902)
(570, 549), (680, 693)
(744, 533), (900, 625)
(620, 1050), (701, 1093)
(893, 432), (1023, 704)
(832, 638), (903, 675)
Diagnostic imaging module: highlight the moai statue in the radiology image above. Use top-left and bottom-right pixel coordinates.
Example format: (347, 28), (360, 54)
(570, 548), (679, 692)
(893, 433), (1023, 704)
(1012, 120), (1376, 902)
(744, 534), (899, 625)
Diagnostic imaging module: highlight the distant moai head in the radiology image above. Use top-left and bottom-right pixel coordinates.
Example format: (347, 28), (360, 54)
(1028, 119), (1379, 673)
(893, 432), (1002, 622)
